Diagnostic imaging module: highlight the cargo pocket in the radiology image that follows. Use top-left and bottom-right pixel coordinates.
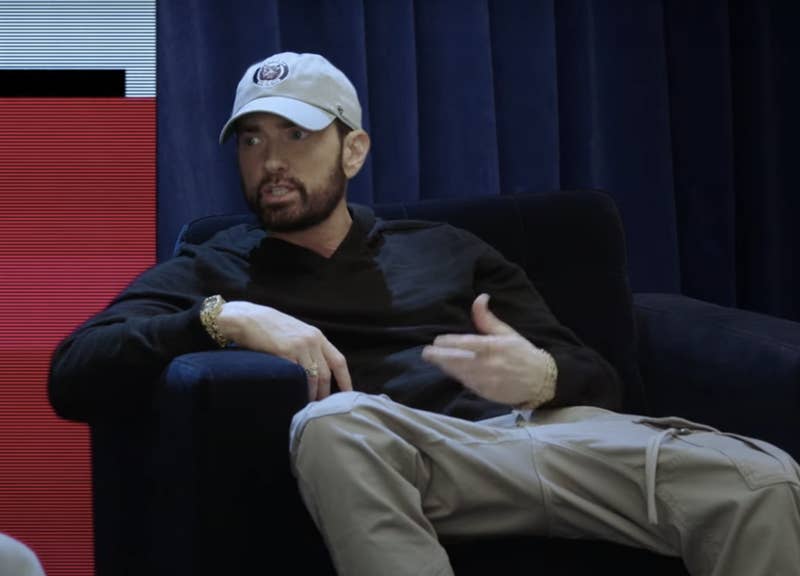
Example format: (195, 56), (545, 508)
(635, 416), (799, 525)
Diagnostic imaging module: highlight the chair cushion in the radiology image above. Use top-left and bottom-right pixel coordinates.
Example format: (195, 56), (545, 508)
(636, 293), (800, 457)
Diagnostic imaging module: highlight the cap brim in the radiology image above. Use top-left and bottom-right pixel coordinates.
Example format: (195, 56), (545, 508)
(219, 96), (336, 143)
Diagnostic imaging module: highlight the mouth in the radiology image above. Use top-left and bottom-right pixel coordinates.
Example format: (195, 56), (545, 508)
(268, 185), (292, 197)
(259, 182), (299, 203)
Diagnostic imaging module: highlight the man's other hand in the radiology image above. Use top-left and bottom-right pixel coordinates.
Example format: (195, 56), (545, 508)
(422, 294), (556, 408)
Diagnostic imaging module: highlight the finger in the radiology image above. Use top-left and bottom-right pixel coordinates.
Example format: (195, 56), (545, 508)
(472, 293), (515, 336)
(311, 348), (332, 400)
(322, 340), (353, 392)
(422, 345), (476, 365)
(421, 345), (475, 382)
(422, 347), (502, 402)
(432, 333), (500, 352)
(297, 352), (319, 401)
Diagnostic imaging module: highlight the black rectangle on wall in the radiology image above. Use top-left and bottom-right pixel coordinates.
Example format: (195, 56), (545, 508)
(0, 70), (125, 97)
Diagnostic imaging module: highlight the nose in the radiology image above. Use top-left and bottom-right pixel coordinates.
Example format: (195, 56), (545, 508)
(263, 144), (287, 174)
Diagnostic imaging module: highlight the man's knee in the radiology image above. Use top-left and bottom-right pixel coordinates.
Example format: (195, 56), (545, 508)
(290, 392), (399, 449)
(290, 391), (362, 452)
(289, 392), (406, 482)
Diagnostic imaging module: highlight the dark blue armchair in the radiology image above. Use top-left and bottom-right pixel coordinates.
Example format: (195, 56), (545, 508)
(84, 190), (799, 575)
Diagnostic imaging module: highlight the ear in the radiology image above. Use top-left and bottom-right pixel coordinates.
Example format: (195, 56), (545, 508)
(341, 130), (371, 179)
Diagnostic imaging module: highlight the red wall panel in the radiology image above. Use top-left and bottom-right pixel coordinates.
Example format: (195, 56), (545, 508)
(0, 98), (155, 575)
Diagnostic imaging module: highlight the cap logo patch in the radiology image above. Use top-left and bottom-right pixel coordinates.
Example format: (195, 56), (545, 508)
(253, 61), (289, 87)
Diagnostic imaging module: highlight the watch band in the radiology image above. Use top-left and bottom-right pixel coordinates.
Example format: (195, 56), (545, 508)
(200, 294), (229, 348)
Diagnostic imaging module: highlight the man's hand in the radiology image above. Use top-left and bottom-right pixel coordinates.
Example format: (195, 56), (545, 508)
(422, 294), (556, 408)
(216, 301), (352, 401)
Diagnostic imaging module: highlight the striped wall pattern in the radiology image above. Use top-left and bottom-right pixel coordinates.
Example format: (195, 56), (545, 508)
(0, 3), (156, 574)
(0, 98), (156, 576)
(0, 1), (155, 96)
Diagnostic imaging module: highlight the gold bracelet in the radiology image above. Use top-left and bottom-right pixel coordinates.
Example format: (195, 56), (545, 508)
(514, 348), (558, 410)
(200, 294), (229, 348)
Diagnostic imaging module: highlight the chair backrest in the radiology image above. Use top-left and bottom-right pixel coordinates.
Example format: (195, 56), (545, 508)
(177, 189), (643, 411)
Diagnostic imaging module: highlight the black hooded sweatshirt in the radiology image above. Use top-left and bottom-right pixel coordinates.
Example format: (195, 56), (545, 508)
(49, 204), (621, 422)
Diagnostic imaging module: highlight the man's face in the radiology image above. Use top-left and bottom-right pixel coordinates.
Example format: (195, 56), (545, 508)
(236, 112), (347, 232)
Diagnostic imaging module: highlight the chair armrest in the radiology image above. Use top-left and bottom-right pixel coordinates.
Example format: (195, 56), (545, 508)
(159, 349), (308, 461)
(158, 348), (308, 475)
(90, 349), (308, 575)
(634, 293), (800, 458)
(161, 348), (306, 398)
(154, 350), (323, 572)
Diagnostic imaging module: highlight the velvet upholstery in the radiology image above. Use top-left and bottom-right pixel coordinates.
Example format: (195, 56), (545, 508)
(635, 293), (800, 458)
(86, 190), (800, 575)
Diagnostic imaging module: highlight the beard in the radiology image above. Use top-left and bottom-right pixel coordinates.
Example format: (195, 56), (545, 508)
(244, 161), (348, 233)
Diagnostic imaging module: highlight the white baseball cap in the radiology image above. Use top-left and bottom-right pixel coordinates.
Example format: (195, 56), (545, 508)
(219, 52), (362, 143)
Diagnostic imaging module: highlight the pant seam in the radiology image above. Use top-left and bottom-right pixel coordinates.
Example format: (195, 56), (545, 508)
(519, 425), (554, 538)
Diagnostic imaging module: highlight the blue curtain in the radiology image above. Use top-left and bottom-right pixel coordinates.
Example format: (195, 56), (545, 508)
(157, 0), (799, 322)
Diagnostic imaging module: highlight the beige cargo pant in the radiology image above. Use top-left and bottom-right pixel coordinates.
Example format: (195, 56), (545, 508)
(290, 392), (800, 576)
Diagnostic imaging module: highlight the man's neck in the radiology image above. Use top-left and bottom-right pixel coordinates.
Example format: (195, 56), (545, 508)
(270, 203), (353, 258)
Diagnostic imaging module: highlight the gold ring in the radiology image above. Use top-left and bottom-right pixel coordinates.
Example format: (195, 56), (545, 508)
(305, 363), (319, 378)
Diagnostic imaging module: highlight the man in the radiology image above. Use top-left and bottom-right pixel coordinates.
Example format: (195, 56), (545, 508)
(50, 52), (800, 575)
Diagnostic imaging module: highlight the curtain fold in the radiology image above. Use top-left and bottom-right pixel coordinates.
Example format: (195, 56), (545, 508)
(554, 0), (679, 292)
(363, 1), (419, 204)
(663, 0), (736, 307)
(157, 0), (799, 322)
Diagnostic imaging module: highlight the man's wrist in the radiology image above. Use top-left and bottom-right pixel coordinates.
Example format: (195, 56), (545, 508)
(514, 348), (557, 410)
(200, 294), (230, 347)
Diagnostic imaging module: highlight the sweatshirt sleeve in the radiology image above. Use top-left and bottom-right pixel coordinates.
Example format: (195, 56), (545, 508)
(48, 253), (218, 423)
(472, 240), (623, 410)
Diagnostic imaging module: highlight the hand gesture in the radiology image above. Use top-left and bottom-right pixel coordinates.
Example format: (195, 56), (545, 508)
(216, 301), (352, 401)
(422, 294), (556, 408)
